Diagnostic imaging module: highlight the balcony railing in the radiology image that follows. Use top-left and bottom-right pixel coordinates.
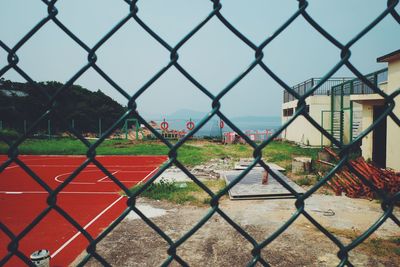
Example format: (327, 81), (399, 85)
(331, 68), (388, 96)
(283, 77), (352, 103)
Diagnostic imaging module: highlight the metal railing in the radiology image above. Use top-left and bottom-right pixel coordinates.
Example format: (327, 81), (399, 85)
(283, 77), (352, 103)
(1, 0), (399, 266)
(331, 68), (389, 144)
(332, 68), (388, 96)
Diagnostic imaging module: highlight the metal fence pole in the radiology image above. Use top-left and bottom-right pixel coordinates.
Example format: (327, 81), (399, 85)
(135, 119), (139, 140)
(99, 118), (102, 138)
(48, 120), (51, 140)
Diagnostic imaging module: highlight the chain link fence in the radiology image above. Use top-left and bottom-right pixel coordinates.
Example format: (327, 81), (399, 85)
(1, 0), (400, 266)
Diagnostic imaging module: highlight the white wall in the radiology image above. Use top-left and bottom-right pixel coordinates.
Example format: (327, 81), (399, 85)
(360, 104), (374, 161)
(386, 59), (400, 170)
(282, 96), (331, 146)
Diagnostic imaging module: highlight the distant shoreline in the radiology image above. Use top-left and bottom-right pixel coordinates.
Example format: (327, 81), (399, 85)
(145, 117), (281, 137)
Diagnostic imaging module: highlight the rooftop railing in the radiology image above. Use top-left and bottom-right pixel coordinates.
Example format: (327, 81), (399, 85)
(283, 77), (353, 103)
(332, 68), (388, 96)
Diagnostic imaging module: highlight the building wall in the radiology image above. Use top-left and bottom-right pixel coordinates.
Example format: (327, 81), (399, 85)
(386, 59), (400, 170)
(282, 96), (331, 146)
(361, 104), (374, 161)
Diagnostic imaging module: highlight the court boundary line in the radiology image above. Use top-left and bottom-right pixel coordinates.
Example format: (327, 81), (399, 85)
(97, 171), (120, 182)
(138, 167), (160, 184)
(0, 191), (119, 195)
(51, 195), (125, 258)
(54, 170), (119, 185)
(4, 165), (162, 170)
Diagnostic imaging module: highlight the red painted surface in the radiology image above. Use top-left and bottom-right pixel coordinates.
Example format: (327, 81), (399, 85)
(0, 155), (167, 266)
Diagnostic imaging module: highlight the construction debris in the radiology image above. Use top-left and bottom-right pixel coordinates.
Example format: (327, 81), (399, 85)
(234, 158), (286, 172)
(318, 147), (400, 199)
(292, 157), (312, 174)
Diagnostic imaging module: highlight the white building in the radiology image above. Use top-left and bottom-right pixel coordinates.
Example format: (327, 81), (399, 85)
(351, 49), (400, 170)
(282, 78), (351, 146)
(282, 49), (400, 170)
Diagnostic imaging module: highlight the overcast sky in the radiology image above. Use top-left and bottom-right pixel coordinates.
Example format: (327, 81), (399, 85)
(1, 0), (399, 119)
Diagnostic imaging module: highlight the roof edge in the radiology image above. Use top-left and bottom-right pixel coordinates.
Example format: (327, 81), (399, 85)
(377, 49), (400, 62)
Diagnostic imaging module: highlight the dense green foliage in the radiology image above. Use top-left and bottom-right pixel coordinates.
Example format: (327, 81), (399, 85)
(0, 128), (20, 141)
(0, 79), (126, 134)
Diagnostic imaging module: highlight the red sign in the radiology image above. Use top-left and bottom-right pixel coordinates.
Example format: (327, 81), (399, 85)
(186, 121), (195, 131)
(160, 121), (169, 130)
(219, 120), (224, 129)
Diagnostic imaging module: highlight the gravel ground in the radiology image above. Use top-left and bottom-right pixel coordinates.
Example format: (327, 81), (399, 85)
(78, 194), (399, 267)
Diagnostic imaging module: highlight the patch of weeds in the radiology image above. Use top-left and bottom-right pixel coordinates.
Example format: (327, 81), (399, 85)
(131, 178), (226, 205)
(327, 227), (400, 259)
(296, 176), (313, 186)
(363, 236), (400, 257)
(202, 197), (211, 205)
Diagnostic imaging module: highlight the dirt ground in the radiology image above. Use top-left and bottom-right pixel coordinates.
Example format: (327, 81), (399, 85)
(80, 194), (399, 267)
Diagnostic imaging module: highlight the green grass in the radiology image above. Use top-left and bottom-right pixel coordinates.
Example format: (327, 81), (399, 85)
(262, 141), (319, 168)
(367, 237), (400, 257)
(130, 179), (226, 205)
(296, 176), (313, 186)
(0, 138), (169, 155)
(327, 227), (400, 258)
(0, 138), (320, 167)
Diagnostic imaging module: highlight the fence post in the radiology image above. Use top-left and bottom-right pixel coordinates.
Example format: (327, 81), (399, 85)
(24, 120), (27, 135)
(99, 118), (102, 138)
(123, 119), (126, 140)
(220, 119), (224, 141)
(340, 85), (344, 144)
(321, 111), (324, 148)
(135, 119), (139, 140)
(350, 82), (354, 141)
(330, 88), (334, 138)
(48, 120), (51, 139)
(72, 119), (75, 129)
(0, 120), (2, 130)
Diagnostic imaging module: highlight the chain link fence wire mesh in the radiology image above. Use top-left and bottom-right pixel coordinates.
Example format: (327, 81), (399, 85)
(1, 0), (400, 266)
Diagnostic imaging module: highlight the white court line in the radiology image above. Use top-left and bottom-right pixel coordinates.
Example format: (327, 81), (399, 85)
(3, 165), (157, 173)
(51, 195), (124, 258)
(54, 170), (116, 185)
(97, 170), (120, 182)
(97, 170), (159, 183)
(3, 164), (161, 168)
(97, 168), (160, 184)
(54, 171), (95, 185)
(4, 165), (19, 170)
(0, 191), (119, 195)
(98, 180), (145, 183)
(115, 170), (156, 173)
(138, 167), (160, 184)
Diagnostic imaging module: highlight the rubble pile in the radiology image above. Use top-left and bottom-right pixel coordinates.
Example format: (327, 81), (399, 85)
(190, 158), (233, 178)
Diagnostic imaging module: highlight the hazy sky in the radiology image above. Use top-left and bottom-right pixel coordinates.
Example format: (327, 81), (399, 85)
(1, 0), (399, 119)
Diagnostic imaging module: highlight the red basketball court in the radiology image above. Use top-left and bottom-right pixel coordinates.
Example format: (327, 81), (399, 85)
(0, 155), (167, 266)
